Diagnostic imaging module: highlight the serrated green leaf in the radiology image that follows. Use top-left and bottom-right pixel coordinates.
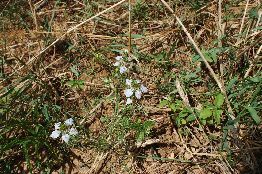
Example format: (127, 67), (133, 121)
(247, 106), (261, 124)
(214, 93), (224, 107)
(200, 108), (212, 119)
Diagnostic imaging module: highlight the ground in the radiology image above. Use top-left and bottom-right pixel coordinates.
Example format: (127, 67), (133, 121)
(0, 0), (262, 173)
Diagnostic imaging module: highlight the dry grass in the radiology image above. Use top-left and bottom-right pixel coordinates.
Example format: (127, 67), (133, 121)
(0, 0), (261, 173)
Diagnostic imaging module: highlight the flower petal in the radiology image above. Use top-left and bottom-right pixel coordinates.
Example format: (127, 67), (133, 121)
(62, 134), (70, 143)
(126, 98), (132, 105)
(140, 85), (148, 93)
(124, 88), (133, 98)
(65, 118), (74, 126)
(50, 130), (61, 139)
(135, 90), (142, 99)
(69, 127), (78, 136)
(120, 66), (127, 74)
(126, 79), (132, 86)
(54, 122), (61, 130)
(115, 56), (123, 61)
(113, 61), (120, 66)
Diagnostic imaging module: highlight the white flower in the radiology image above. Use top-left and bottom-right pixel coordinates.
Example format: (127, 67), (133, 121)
(69, 127), (78, 136)
(126, 79), (132, 86)
(136, 80), (141, 84)
(120, 66), (127, 74)
(54, 122), (61, 130)
(135, 90), (142, 99)
(62, 134), (70, 143)
(113, 61), (120, 66)
(126, 98), (132, 105)
(64, 118), (74, 126)
(124, 88), (133, 98)
(115, 56), (123, 61)
(140, 85), (148, 93)
(50, 130), (61, 139)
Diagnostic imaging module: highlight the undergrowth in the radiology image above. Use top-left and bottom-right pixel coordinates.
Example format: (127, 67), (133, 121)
(0, 0), (261, 173)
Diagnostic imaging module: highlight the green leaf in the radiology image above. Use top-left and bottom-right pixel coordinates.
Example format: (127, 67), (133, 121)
(203, 51), (213, 62)
(199, 108), (212, 119)
(41, 104), (49, 121)
(226, 76), (238, 91)
(179, 111), (188, 118)
(66, 80), (85, 89)
(207, 119), (214, 125)
(247, 106), (261, 124)
(70, 65), (80, 77)
(169, 103), (177, 112)
(209, 48), (218, 63)
(201, 119), (207, 125)
(159, 100), (169, 107)
(137, 132), (145, 142)
(249, 7), (259, 19)
(213, 109), (223, 124)
(181, 119), (187, 125)
(186, 114), (196, 122)
(192, 54), (200, 63)
(131, 34), (144, 39)
(249, 76), (261, 83)
(214, 93), (224, 107)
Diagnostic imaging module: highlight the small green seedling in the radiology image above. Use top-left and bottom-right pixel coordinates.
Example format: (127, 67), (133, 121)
(199, 93), (224, 125)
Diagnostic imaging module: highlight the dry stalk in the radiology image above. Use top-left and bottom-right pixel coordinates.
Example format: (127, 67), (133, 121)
(87, 152), (109, 174)
(160, 0), (236, 121)
(128, 0), (132, 56)
(244, 44), (262, 78)
(218, 0), (224, 78)
(28, 0), (38, 30)
(239, 0), (250, 35)
(136, 139), (160, 148)
(175, 78), (190, 108)
(255, 10), (262, 28)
